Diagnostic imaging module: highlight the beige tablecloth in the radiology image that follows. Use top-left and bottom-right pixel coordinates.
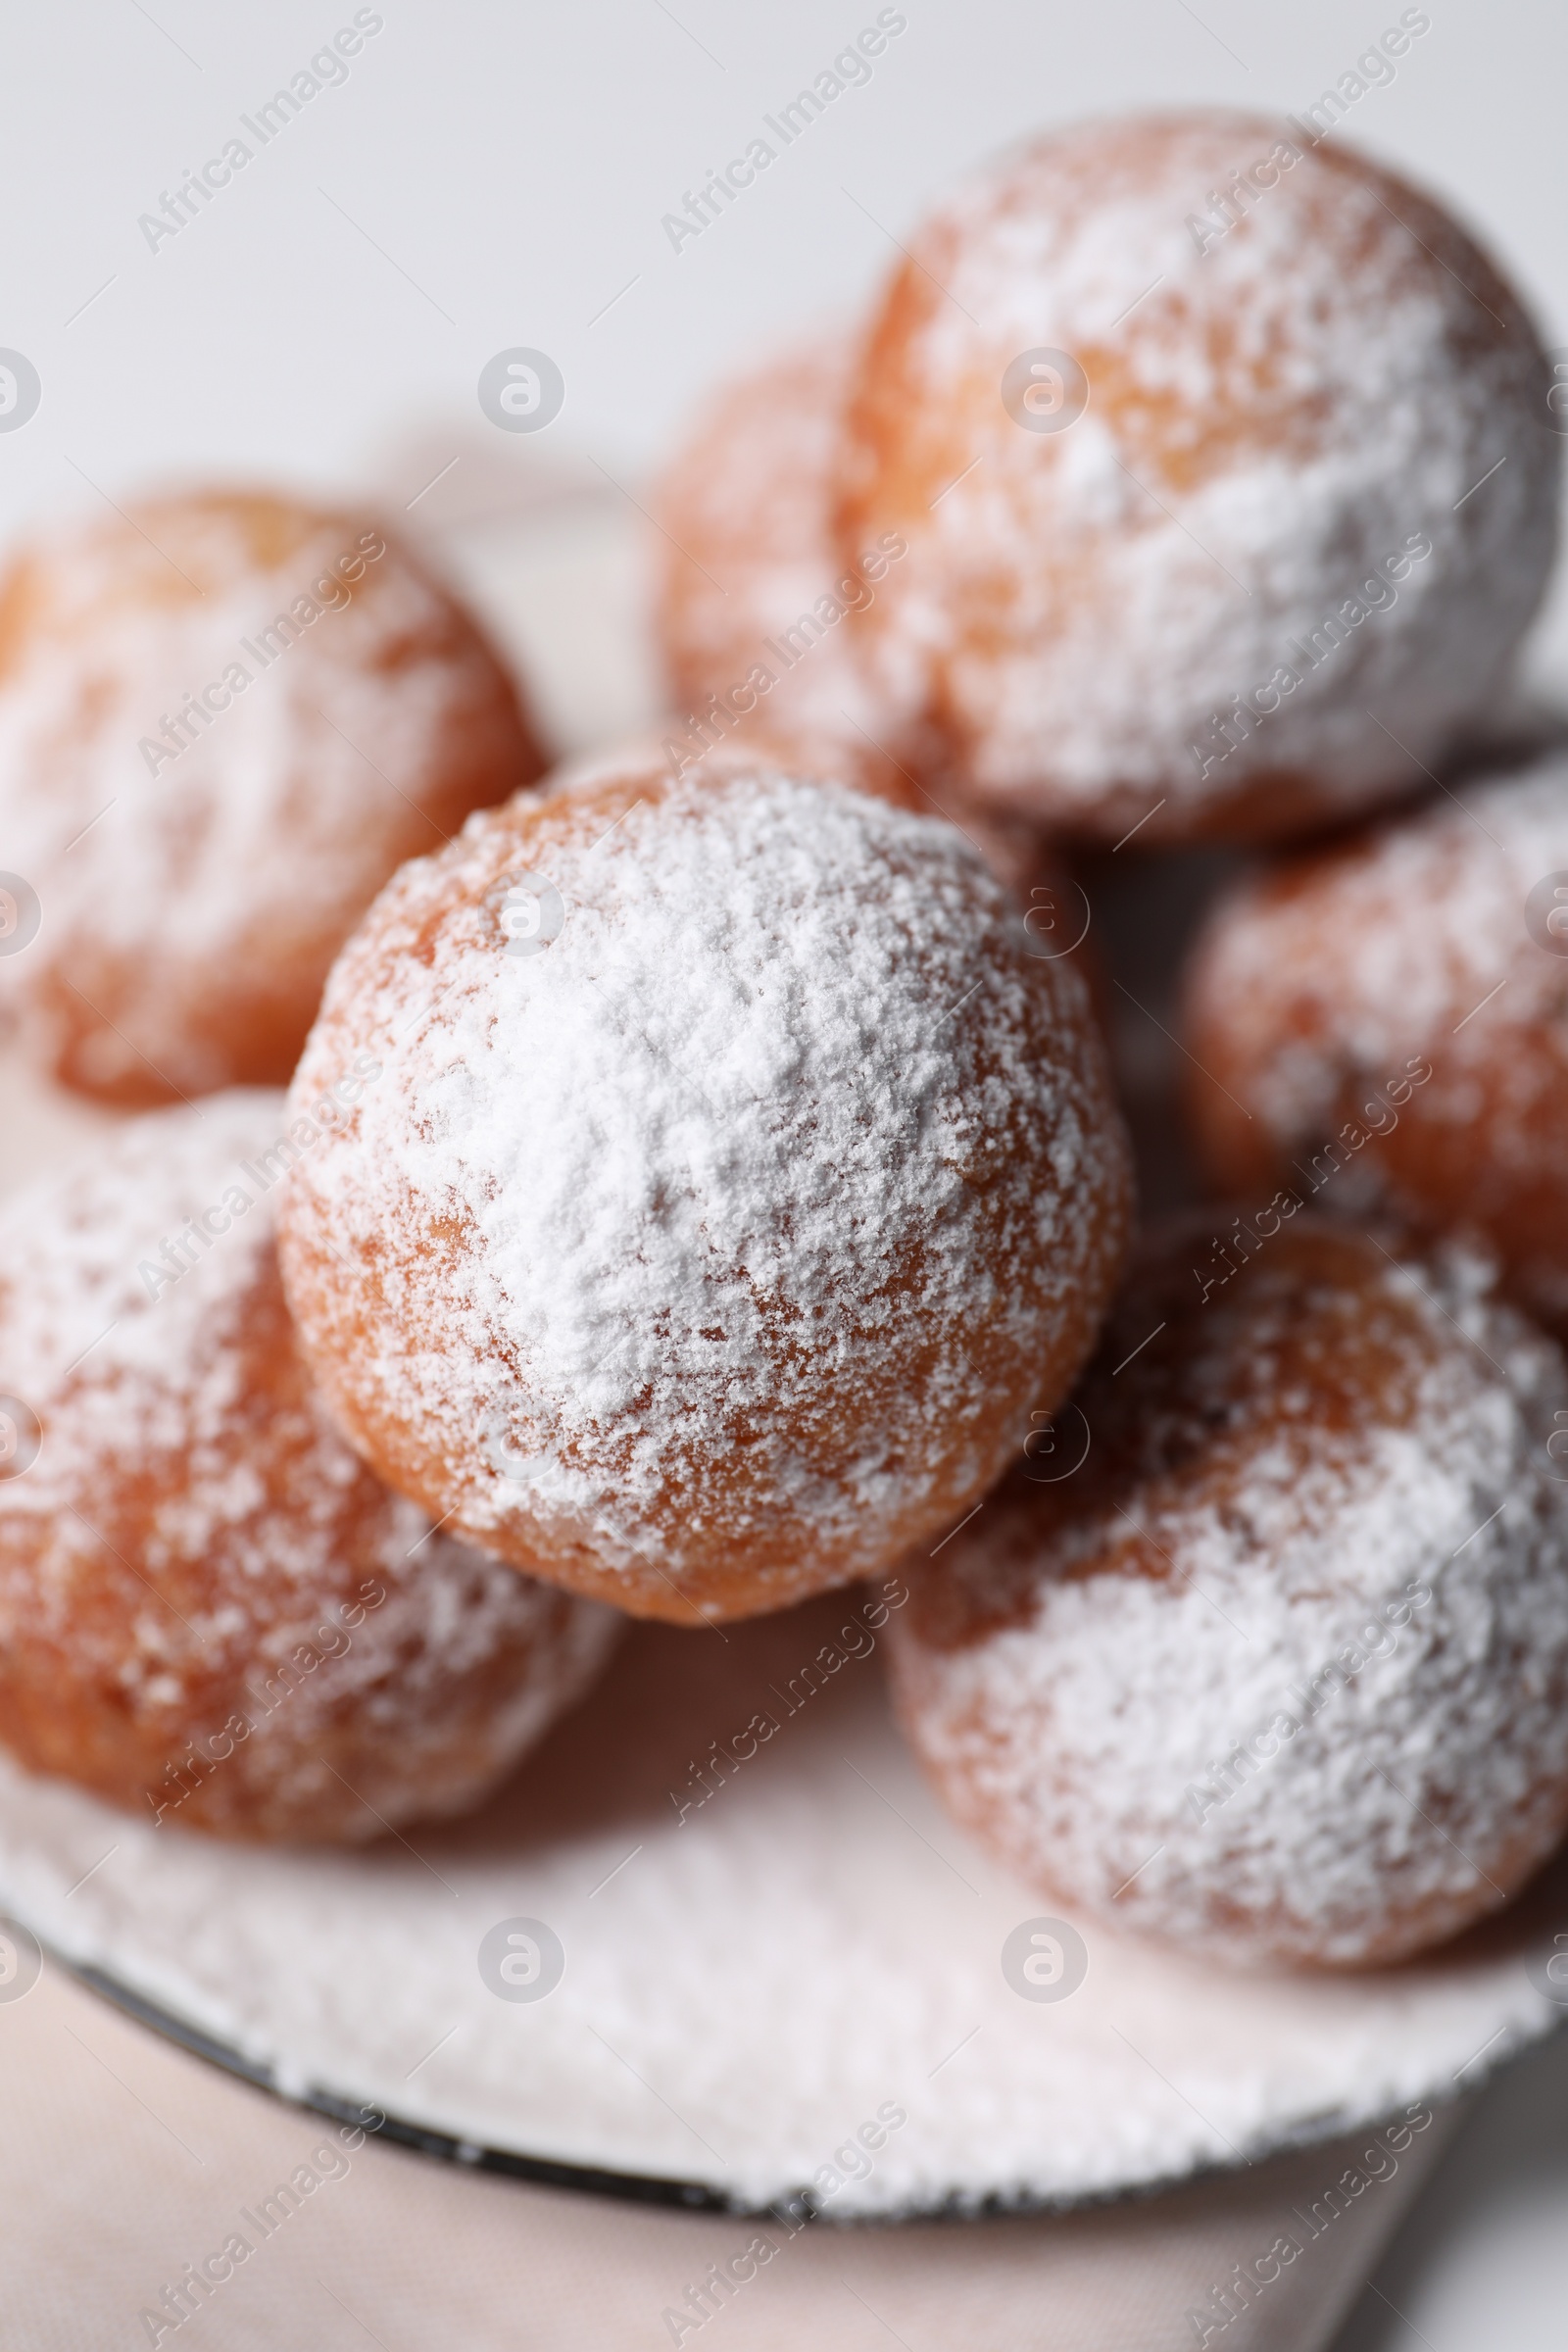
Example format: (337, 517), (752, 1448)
(0, 1960), (1454, 2351)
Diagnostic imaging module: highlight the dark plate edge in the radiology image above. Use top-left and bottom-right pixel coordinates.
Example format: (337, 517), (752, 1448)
(60, 1949), (1560, 2230)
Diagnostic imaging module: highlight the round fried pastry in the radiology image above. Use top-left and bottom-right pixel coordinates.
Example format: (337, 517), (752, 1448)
(277, 758), (1133, 1622)
(0, 1094), (619, 1841)
(889, 1217), (1568, 1967)
(0, 487), (544, 1102)
(836, 110), (1557, 842)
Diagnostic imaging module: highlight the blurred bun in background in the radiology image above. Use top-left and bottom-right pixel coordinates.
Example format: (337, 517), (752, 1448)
(0, 487), (546, 1104)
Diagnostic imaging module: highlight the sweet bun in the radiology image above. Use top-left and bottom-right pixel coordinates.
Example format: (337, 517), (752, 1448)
(0, 1094), (619, 1841)
(654, 337), (899, 758)
(651, 340), (1077, 916)
(889, 1217), (1568, 1967)
(277, 756), (1132, 1623)
(1183, 751), (1568, 1333)
(836, 110), (1558, 842)
(0, 487), (544, 1103)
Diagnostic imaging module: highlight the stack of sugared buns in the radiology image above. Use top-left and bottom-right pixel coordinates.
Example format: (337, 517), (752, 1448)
(3, 111), (1568, 1977)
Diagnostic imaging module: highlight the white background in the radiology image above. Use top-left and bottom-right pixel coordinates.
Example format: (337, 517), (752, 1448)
(1, 0), (1565, 527)
(3, 3), (1566, 2342)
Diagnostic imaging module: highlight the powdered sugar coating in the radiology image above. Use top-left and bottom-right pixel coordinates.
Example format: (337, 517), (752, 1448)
(0, 1093), (619, 1841)
(278, 761), (1131, 1620)
(1184, 752), (1568, 1327)
(836, 111), (1558, 841)
(652, 342), (1074, 908)
(658, 338), (879, 724)
(654, 337), (894, 746)
(545, 726), (1080, 938)
(890, 1220), (1568, 1967)
(0, 489), (541, 1102)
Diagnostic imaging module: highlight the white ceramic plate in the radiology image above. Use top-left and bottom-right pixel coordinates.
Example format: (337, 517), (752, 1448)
(0, 485), (1564, 2220)
(0, 1550), (1564, 2218)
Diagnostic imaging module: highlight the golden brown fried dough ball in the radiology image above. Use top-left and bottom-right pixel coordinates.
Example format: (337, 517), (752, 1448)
(277, 757), (1132, 1623)
(654, 337), (903, 756)
(835, 111), (1557, 843)
(0, 1094), (619, 1841)
(0, 487), (545, 1102)
(890, 1218), (1568, 1967)
(1183, 753), (1568, 1334)
(651, 338), (1075, 909)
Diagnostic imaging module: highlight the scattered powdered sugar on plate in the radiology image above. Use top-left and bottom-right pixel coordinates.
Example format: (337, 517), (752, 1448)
(281, 764), (1128, 1604)
(0, 1583), (1561, 2214)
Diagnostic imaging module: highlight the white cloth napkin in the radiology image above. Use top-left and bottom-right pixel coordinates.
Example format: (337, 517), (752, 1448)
(0, 1963), (1454, 2351)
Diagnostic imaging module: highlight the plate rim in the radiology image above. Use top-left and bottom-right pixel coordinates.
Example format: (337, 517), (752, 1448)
(53, 1941), (1544, 2229)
